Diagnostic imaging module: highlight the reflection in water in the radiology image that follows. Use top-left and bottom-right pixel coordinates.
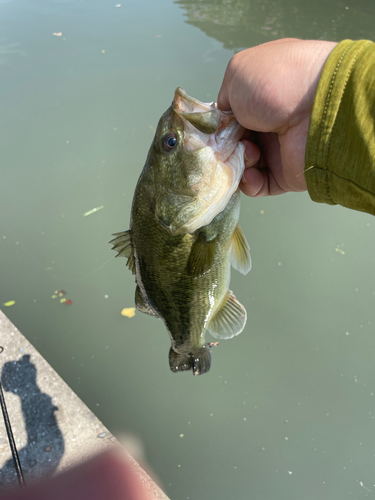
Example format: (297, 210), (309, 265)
(0, 42), (25, 67)
(0, 355), (64, 489)
(175, 0), (375, 50)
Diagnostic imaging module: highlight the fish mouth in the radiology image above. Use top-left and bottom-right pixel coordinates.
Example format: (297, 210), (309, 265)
(172, 87), (244, 162)
(173, 87), (216, 114)
(153, 88), (245, 236)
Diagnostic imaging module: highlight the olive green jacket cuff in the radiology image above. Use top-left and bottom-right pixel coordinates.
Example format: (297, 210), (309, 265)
(305, 39), (375, 216)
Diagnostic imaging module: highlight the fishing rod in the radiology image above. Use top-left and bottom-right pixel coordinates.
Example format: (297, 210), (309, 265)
(0, 346), (26, 489)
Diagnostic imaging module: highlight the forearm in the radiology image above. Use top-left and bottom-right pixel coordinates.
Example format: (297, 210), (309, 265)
(305, 39), (375, 216)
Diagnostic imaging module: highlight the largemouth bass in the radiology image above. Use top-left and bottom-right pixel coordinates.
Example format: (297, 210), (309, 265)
(111, 87), (251, 375)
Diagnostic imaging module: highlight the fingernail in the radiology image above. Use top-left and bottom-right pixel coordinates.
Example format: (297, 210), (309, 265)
(241, 173), (246, 184)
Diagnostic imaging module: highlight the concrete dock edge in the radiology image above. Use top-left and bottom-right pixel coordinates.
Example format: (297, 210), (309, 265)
(0, 310), (169, 499)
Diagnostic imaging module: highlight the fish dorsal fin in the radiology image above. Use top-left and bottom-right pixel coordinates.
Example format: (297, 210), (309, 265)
(187, 232), (217, 278)
(207, 291), (247, 339)
(109, 230), (136, 274)
(230, 224), (251, 275)
(135, 286), (160, 318)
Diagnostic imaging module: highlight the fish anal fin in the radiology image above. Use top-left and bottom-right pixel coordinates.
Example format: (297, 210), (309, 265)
(230, 224), (251, 275)
(208, 291), (247, 339)
(135, 286), (160, 318)
(110, 230), (136, 274)
(187, 232), (217, 278)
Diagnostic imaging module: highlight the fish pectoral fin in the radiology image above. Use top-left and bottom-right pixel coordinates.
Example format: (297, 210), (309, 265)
(135, 286), (160, 318)
(187, 232), (217, 277)
(230, 224), (251, 275)
(207, 291), (247, 339)
(109, 230), (136, 274)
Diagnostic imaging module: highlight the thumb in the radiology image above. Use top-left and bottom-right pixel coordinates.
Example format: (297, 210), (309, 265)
(2, 448), (164, 500)
(216, 65), (232, 112)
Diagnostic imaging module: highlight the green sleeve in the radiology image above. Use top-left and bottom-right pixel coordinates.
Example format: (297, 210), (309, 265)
(305, 39), (375, 216)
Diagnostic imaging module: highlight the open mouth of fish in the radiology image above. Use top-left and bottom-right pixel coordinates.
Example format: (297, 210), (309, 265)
(173, 87), (244, 163)
(165, 87), (246, 234)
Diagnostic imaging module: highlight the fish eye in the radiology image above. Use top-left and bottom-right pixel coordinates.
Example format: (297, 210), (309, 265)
(162, 133), (177, 151)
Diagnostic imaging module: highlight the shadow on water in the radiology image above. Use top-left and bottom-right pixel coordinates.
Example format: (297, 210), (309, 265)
(0, 355), (64, 489)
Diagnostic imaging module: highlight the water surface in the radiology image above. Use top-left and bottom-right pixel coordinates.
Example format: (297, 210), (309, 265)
(1, 1), (375, 499)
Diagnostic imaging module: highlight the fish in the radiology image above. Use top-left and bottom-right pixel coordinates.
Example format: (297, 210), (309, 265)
(110, 87), (251, 375)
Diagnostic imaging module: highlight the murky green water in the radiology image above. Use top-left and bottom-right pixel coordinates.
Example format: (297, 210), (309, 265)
(1, 0), (375, 498)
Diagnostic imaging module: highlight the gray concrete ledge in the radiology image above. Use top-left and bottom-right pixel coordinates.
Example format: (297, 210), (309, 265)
(0, 310), (169, 499)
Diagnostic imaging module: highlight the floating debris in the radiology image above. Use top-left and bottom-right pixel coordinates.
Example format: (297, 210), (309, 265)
(207, 342), (219, 347)
(52, 291), (72, 305)
(83, 205), (104, 217)
(121, 307), (135, 318)
(359, 481), (371, 492)
(52, 32), (62, 37)
(3, 301), (15, 307)
(335, 243), (345, 255)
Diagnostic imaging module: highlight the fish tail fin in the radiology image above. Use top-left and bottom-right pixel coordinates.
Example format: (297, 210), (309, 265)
(191, 346), (211, 375)
(169, 348), (191, 374)
(169, 346), (211, 376)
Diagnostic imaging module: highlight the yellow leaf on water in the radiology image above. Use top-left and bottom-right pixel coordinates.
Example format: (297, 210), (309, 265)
(60, 298), (66, 303)
(83, 205), (104, 217)
(3, 301), (15, 307)
(121, 307), (135, 318)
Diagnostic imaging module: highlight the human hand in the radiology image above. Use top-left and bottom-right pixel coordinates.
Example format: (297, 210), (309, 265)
(217, 38), (337, 196)
(2, 449), (163, 500)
